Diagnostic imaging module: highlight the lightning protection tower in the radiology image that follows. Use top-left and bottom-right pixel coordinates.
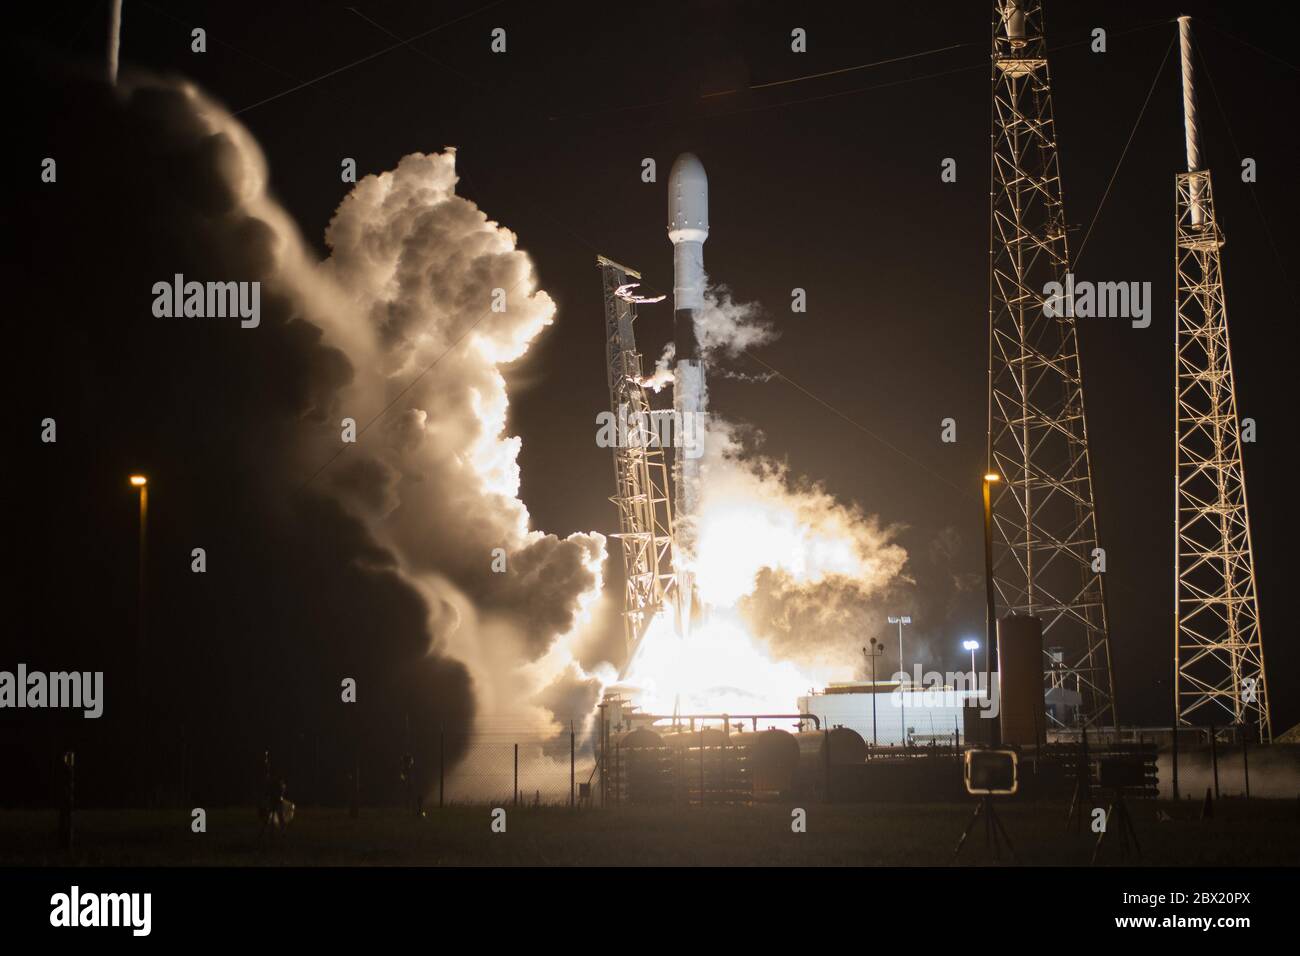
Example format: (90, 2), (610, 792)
(1172, 17), (1270, 742)
(987, 0), (1116, 730)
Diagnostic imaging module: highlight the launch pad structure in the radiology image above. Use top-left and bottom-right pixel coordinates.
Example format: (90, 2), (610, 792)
(598, 255), (678, 674)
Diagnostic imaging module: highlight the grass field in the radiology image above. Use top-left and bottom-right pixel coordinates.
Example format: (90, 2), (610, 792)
(3, 798), (1298, 866)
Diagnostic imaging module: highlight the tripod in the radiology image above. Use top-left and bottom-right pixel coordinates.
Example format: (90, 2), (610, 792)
(1091, 791), (1141, 863)
(953, 794), (1018, 863)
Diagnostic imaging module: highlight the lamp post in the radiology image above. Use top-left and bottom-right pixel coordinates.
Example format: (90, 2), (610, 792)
(963, 639), (980, 684)
(862, 640), (884, 749)
(129, 474), (150, 805)
(130, 475), (148, 675)
(982, 472), (1000, 746)
(888, 615), (911, 748)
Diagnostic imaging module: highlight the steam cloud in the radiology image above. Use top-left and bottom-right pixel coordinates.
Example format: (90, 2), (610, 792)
(309, 150), (612, 734)
(695, 283), (776, 358)
(697, 420), (909, 669)
(14, 64), (612, 801)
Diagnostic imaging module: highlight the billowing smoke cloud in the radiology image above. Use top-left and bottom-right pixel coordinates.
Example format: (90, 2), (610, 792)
(695, 282), (776, 358)
(303, 150), (612, 732)
(639, 341), (675, 392)
(12, 61), (612, 803)
(696, 420), (910, 670)
(637, 283), (776, 392)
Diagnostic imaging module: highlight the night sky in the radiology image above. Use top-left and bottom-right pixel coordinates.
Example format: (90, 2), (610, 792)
(8, 1), (1297, 804)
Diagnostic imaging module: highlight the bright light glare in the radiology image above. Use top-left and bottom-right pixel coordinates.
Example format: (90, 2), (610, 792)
(962, 639), (980, 651)
(626, 610), (833, 725)
(129, 475), (147, 487)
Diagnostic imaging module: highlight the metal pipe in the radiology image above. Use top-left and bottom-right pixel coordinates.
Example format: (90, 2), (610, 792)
(630, 712), (819, 729)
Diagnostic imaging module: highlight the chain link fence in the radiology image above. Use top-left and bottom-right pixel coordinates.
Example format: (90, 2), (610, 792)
(440, 733), (596, 807)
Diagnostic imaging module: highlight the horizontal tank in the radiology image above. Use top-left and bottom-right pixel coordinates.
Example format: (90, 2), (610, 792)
(748, 729), (800, 794)
(662, 728), (728, 749)
(607, 728), (670, 806)
(611, 728), (667, 750)
(796, 727), (868, 766)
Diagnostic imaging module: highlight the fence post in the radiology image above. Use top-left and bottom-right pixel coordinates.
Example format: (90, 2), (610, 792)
(58, 750), (75, 851)
(1171, 704), (1180, 801)
(823, 728), (831, 803)
(598, 703), (606, 808)
(1242, 723), (1251, 799)
(513, 743), (519, 807)
(1210, 724), (1219, 799)
(699, 729), (705, 807)
(570, 721), (576, 808)
(349, 752), (359, 819)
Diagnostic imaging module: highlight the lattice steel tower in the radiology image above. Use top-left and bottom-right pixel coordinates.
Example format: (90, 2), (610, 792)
(987, 0), (1116, 729)
(598, 256), (677, 672)
(1172, 18), (1270, 741)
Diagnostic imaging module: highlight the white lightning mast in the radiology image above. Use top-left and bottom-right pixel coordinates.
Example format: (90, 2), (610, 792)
(987, 0), (1116, 730)
(1172, 16), (1271, 741)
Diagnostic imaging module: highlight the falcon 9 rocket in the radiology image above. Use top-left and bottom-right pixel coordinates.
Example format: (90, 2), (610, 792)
(668, 153), (708, 630)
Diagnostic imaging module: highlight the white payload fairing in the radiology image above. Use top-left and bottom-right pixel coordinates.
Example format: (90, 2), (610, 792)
(668, 153), (709, 630)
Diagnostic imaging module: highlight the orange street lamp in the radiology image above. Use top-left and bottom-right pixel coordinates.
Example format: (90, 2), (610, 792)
(982, 471), (1001, 745)
(130, 474), (148, 676)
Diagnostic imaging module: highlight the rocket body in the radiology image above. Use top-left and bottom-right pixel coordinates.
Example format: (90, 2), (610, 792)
(668, 153), (709, 627)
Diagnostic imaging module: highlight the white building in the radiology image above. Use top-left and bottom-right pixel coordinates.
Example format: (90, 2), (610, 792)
(799, 680), (989, 747)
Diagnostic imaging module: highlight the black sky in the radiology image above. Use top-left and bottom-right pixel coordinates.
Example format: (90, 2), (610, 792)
(8, 0), (1299, 802)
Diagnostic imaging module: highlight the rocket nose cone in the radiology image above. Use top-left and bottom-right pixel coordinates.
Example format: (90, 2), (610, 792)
(670, 153), (707, 187)
(668, 152), (709, 241)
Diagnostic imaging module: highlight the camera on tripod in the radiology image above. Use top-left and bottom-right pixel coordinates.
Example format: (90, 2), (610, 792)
(963, 747), (1019, 796)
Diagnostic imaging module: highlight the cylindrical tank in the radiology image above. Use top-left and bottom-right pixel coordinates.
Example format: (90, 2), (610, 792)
(612, 728), (666, 750)
(747, 729), (800, 794)
(997, 614), (1045, 747)
(793, 728), (867, 800)
(662, 728), (727, 750)
(795, 727), (868, 766)
(609, 728), (669, 805)
(662, 728), (746, 803)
